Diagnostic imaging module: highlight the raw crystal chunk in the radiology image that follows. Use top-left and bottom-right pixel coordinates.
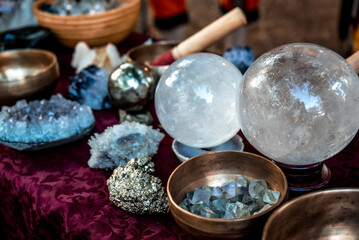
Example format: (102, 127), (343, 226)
(200, 207), (219, 218)
(236, 176), (248, 188)
(224, 203), (237, 218)
(235, 202), (250, 218)
(186, 191), (194, 199)
(68, 65), (112, 110)
(241, 194), (255, 205)
(263, 189), (280, 204)
(0, 94), (95, 150)
(248, 179), (267, 199)
(211, 187), (223, 199)
(107, 156), (168, 214)
(255, 204), (272, 214)
(191, 201), (207, 215)
(210, 198), (228, 216)
(229, 194), (242, 203)
(88, 121), (164, 169)
(221, 181), (237, 199)
(179, 197), (192, 211)
(192, 188), (211, 205)
(248, 202), (261, 214)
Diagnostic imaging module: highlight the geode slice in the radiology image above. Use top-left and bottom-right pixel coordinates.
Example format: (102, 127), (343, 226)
(88, 121), (164, 169)
(0, 94), (95, 151)
(107, 156), (169, 214)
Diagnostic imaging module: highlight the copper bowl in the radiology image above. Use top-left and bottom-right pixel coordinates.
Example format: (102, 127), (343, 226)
(33, 0), (141, 48)
(262, 188), (359, 240)
(167, 150), (288, 239)
(0, 49), (59, 107)
(126, 40), (178, 77)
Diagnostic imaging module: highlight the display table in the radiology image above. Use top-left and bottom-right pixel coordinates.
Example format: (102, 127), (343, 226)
(0, 32), (359, 240)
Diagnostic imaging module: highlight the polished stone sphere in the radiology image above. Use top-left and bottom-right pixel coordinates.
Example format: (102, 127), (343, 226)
(239, 43), (359, 166)
(108, 61), (157, 111)
(155, 53), (243, 148)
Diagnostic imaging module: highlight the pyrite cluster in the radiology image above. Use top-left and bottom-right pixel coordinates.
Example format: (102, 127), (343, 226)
(107, 156), (169, 214)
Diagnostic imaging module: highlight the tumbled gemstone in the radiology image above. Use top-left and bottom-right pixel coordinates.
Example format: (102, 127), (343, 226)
(248, 179), (267, 199)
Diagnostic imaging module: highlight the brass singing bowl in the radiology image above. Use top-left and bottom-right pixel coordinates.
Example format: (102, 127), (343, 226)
(167, 150), (288, 239)
(262, 188), (359, 240)
(126, 40), (178, 77)
(0, 49), (59, 106)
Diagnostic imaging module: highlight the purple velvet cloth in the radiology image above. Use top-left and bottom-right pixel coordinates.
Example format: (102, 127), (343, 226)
(1, 33), (359, 239)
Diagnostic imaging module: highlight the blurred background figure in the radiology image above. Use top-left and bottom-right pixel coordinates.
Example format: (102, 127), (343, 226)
(147, 0), (188, 41)
(339, 0), (359, 56)
(220, 0), (259, 48)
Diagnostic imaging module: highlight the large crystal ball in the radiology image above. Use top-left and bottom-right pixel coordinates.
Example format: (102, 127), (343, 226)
(155, 53), (243, 148)
(239, 43), (359, 166)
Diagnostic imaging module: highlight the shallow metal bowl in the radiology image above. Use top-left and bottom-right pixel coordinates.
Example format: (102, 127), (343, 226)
(262, 188), (359, 240)
(0, 49), (59, 106)
(126, 40), (178, 77)
(167, 150), (288, 239)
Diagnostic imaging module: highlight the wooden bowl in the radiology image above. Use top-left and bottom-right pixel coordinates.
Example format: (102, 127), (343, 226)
(262, 188), (359, 240)
(33, 0), (141, 48)
(167, 150), (288, 239)
(0, 49), (59, 107)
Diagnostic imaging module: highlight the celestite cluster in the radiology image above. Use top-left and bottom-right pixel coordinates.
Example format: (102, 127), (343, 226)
(0, 94), (95, 144)
(88, 121), (164, 169)
(179, 176), (280, 218)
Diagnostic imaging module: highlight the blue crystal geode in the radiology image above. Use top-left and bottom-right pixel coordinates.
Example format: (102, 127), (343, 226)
(68, 65), (112, 110)
(0, 94), (95, 150)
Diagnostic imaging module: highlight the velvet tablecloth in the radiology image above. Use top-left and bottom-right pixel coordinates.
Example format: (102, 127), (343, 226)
(1, 33), (359, 240)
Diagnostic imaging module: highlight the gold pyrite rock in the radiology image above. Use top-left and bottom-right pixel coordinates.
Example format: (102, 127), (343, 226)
(107, 156), (169, 214)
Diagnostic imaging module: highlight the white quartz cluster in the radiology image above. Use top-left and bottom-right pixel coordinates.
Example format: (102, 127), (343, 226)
(88, 121), (164, 169)
(0, 94), (95, 144)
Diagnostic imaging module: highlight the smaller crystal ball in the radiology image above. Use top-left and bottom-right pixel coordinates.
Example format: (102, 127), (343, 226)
(108, 62), (157, 111)
(155, 53), (243, 148)
(239, 43), (359, 166)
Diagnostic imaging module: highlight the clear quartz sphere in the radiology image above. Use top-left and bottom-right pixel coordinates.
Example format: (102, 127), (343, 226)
(155, 53), (243, 148)
(239, 43), (359, 166)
